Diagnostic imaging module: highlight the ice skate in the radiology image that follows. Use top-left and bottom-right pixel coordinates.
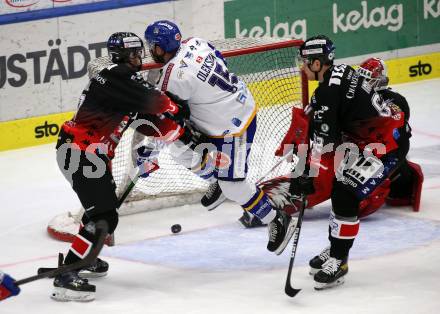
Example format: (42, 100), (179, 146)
(79, 258), (109, 278)
(314, 257), (348, 290)
(201, 181), (227, 211)
(267, 210), (298, 255)
(309, 246), (330, 275)
(51, 270), (96, 302)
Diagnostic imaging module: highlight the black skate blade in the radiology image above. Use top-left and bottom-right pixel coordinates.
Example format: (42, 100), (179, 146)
(285, 286), (301, 297)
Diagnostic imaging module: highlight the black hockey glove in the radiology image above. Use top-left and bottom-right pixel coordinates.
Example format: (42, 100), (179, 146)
(290, 174), (315, 197)
(179, 123), (210, 150)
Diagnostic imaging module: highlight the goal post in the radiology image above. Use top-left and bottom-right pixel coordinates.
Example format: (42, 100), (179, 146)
(47, 38), (308, 243)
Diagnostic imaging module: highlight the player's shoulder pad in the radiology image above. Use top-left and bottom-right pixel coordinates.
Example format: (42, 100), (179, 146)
(182, 37), (206, 46)
(97, 63), (135, 83)
(102, 63), (132, 76)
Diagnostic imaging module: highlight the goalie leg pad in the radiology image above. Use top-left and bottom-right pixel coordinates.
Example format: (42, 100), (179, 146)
(408, 160), (424, 211)
(258, 175), (303, 216)
(359, 178), (391, 218)
(386, 160), (424, 211)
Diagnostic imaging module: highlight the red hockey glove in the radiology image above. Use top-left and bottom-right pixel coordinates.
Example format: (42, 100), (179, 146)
(160, 91), (190, 126)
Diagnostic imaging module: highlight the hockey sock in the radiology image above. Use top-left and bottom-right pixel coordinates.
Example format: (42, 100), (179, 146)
(241, 189), (276, 224)
(328, 211), (359, 260)
(64, 223), (101, 266)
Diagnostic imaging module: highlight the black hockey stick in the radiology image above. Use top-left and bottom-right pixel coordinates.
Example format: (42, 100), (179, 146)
(37, 171), (144, 275)
(117, 171), (141, 208)
(37, 253), (64, 275)
(16, 220), (108, 285)
(0, 219), (108, 302)
(284, 196), (306, 297)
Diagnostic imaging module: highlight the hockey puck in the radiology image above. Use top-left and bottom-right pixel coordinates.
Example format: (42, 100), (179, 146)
(171, 224), (181, 234)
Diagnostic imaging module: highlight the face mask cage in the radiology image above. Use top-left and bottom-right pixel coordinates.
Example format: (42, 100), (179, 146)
(295, 55), (311, 69)
(108, 47), (145, 63)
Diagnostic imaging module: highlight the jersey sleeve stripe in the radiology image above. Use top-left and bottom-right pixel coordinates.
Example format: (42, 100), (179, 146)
(161, 63), (175, 92)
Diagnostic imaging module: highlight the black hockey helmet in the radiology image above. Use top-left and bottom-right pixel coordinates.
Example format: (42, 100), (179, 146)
(107, 32), (145, 63)
(299, 35), (335, 66)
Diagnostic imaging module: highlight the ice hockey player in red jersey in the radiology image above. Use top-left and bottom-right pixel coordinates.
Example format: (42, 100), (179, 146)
(280, 35), (407, 290)
(357, 57), (423, 214)
(53, 32), (186, 302)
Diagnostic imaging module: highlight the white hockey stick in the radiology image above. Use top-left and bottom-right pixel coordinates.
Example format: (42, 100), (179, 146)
(256, 152), (298, 185)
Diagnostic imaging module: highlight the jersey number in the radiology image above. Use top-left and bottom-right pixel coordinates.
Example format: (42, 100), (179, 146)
(208, 63), (238, 93)
(371, 93), (391, 117)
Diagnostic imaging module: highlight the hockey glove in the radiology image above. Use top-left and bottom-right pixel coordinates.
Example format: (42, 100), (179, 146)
(290, 174), (315, 197)
(0, 272), (20, 301)
(163, 91), (190, 124)
(179, 123), (210, 149)
(136, 145), (160, 178)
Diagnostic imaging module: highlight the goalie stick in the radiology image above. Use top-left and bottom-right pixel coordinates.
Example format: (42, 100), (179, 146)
(0, 220), (108, 301)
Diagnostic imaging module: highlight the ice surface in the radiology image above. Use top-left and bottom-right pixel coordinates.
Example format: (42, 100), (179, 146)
(1, 79), (440, 314)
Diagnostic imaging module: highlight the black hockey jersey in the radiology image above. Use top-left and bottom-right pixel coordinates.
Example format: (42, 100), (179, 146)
(59, 63), (168, 157)
(309, 64), (404, 156)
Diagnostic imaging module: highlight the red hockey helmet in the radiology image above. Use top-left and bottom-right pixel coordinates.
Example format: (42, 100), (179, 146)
(357, 57), (389, 90)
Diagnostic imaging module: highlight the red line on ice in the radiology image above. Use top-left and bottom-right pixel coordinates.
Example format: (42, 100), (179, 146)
(412, 128), (440, 139)
(0, 254), (57, 268)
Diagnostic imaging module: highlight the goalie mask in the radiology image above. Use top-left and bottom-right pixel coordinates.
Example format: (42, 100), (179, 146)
(107, 32), (145, 66)
(357, 57), (389, 91)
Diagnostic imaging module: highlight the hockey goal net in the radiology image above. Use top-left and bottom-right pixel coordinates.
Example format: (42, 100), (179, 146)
(47, 37), (308, 243)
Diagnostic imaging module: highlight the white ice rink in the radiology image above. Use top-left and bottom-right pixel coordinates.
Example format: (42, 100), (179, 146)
(1, 79), (440, 314)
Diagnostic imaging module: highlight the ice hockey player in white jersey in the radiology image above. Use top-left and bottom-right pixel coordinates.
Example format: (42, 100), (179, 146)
(144, 20), (297, 254)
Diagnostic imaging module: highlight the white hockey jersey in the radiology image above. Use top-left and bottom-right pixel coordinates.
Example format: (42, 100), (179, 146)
(155, 37), (256, 137)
